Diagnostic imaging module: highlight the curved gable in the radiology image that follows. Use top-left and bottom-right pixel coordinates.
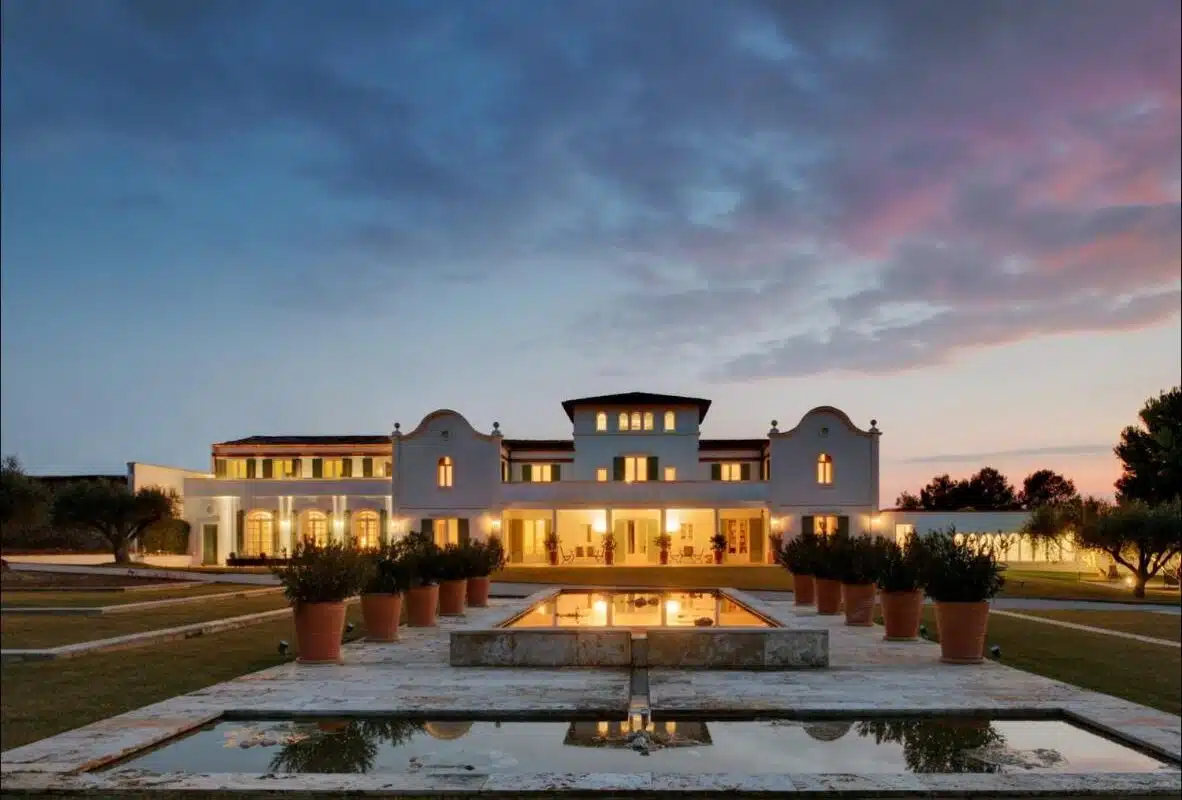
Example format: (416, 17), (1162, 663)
(401, 409), (498, 442)
(776, 406), (876, 439)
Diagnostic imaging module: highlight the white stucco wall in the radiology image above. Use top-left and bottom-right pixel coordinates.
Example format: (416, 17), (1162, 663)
(569, 406), (702, 481)
(878, 510), (1032, 536)
(767, 407), (878, 516)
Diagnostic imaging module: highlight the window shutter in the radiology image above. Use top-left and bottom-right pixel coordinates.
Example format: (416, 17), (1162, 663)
(837, 516), (850, 536)
(711, 463), (722, 481)
(246, 459), (257, 479)
(523, 464), (533, 482)
(362, 457), (373, 478)
(801, 515), (815, 537)
(261, 459), (273, 479)
(421, 519), (435, 537)
(341, 458), (353, 478)
(292, 458), (302, 478)
(379, 509), (388, 544)
(613, 457), (625, 481)
(647, 457), (659, 481)
(215, 458), (227, 478)
(235, 509), (245, 554)
(312, 458), (323, 478)
(749, 517), (764, 563)
(740, 462), (751, 481)
(552, 464), (561, 482)
(458, 517), (470, 546)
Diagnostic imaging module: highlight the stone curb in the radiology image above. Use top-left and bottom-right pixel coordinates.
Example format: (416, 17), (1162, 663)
(1, 587), (283, 616)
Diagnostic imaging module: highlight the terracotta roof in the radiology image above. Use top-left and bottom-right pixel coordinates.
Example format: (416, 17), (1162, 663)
(699, 438), (768, 450)
(503, 439), (576, 451)
(561, 392), (712, 422)
(215, 435), (390, 446)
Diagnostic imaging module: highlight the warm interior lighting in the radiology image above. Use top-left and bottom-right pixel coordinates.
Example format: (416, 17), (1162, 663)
(665, 512), (679, 534)
(535, 604), (549, 616)
(592, 512), (607, 534)
(593, 599), (608, 613)
(1124, 576), (1135, 587)
(665, 599), (681, 616)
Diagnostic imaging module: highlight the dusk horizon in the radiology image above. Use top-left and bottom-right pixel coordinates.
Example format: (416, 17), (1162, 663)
(2, 0), (1180, 506)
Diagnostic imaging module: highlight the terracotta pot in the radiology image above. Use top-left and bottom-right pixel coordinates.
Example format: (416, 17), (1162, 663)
(317, 721), (349, 733)
(466, 576), (491, 607)
(293, 601), (347, 664)
(814, 578), (843, 615)
(659, 550), (669, 565)
(360, 593), (402, 642)
(439, 579), (467, 616)
(713, 550), (724, 564)
(880, 589), (923, 641)
(548, 550), (558, 566)
(842, 583), (877, 626)
(792, 574), (815, 605)
(935, 601), (990, 664)
(406, 584), (439, 627)
(604, 550), (615, 566)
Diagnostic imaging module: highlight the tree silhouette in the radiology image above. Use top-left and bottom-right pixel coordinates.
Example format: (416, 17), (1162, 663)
(1115, 387), (1182, 505)
(1019, 470), (1078, 509)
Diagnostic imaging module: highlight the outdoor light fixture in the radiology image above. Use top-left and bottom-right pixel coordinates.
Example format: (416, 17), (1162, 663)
(990, 645), (1002, 659)
(345, 621), (355, 633)
(918, 624), (928, 638)
(277, 640), (289, 655)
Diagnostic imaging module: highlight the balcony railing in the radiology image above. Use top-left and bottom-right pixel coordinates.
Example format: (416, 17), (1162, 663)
(499, 480), (768, 507)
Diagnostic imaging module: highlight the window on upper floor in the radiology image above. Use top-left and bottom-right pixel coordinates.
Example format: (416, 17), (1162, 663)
(523, 463), (560, 482)
(623, 456), (648, 482)
(321, 458), (349, 479)
(617, 411), (629, 430)
(712, 462), (749, 481)
(437, 456), (453, 488)
(663, 410), (676, 431)
(596, 467), (608, 482)
(642, 411), (654, 430)
(817, 453), (833, 485)
(379, 458), (392, 478)
(664, 466), (677, 481)
(630, 411), (642, 430)
(269, 458), (298, 479)
(616, 410), (660, 431)
(224, 459), (249, 479)
(595, 412), (607, 431)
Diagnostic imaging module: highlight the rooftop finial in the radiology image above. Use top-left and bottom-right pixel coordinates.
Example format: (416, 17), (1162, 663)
(492, 421), (502, 436)
(769, 419), (780, 435)
(870, 419), (879, 433)
(392, 422), (402, 438)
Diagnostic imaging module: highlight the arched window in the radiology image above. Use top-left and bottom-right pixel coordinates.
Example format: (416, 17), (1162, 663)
(353, 510), (381, 550)
(595, 412), (607, 431)
(663, 410), (676, 431)
(618, 412), (630, 431)
(630, 411), (642, 430)
(437, 456), (454, 488)
(816, 453), (833, 485)
(303, 510), (329, 546)
(244, 510), (273, 556)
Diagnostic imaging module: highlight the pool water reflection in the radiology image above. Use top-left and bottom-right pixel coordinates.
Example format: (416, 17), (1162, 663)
(104, 717), (1175, 776)
(505, 590), (772, 628)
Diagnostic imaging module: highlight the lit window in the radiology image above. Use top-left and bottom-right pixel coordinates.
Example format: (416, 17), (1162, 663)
(630, 411), (642, 430)
(433, 518), (458, 547)
(618, 412), (630, 431)
(595, 412), (607, 431)
(814, 515), (839, 536)
(378, 458), (392, 478)
(720, 463), (742, 481)
(663, 411), (675, 431)
(227, 459), (249, 479)
(624, 456), (648, 482)
(664, 466), (677, 481)
(437, 456), (453, 488)
(894, 524), (915, 547)
(642, 411), (654, 430)
(596, 468), (608, 482)
(323, 458), (345, 479)
(817, 453), (833, 485)
(353, 510), (381, 550)
(243, 511), (273, 556)
(528, 464), (554, 482)
(273, 459), (296, 479)
(302, 511), (329, 546)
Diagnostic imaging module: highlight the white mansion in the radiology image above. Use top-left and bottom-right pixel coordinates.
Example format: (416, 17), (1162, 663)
(132, 392), (1044, 567)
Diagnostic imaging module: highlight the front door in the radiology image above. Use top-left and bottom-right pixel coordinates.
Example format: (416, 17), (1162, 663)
(201, 524), (218, 565)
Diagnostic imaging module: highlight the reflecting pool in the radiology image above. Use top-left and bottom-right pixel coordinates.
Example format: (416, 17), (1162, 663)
(504, 590), (773, 628)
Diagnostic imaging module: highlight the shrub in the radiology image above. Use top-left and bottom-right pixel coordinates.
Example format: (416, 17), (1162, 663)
(271, 541), (370, 604)
(709, 532), (728, 553)
(484, 535), (507, 574)
(543, 531), (559, 552)
(924, 530), (1005, 602)
(810, 534), (843, 581)
(876, 537), (931, 593)
(458, 537), (506, 578)
(780, 530), (820, 575)
(435, 543), (469, 581)
(655, 533), (673, 552)
(398, 531), (442, 587)
(835, 533), (886, 585)
(141, 518), (191, 554)
(361, 545), (412, 595)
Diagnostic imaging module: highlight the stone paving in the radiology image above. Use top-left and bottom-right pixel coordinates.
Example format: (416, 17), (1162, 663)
(2, 591), (1180, 797)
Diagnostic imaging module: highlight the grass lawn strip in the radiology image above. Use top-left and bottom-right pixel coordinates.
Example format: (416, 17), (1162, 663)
(999, 570), (1180, 605)
(0, 607), (365, 752)
(1015, 609), (1181, 643)
(1, 594), (292, 649)
(0, 569), (195, 589)
(1, 583), (260, 608)
(915, 608), (1181, 717)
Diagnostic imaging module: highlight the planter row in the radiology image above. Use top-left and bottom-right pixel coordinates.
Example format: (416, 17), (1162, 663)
(293, 576), (493, 664)
(790, 573), (989, 665)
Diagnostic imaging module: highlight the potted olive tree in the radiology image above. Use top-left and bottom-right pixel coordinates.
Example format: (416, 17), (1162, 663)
(544, 530), (560, 565)
(656, 533), (673, 565)
(780, 530), (819, 606)
(602, 532), (617, 566)
(876, 537), (929, 641)
(360, 544), (411, 642)
(271, 541), (368, 663)
(401, 531), (442, 627)
(464, 536), (504, 608)
(811, 534), (844, 615)
(710, 532), (728, 564)
(924, 530), (1005, 664)
(838, 534), (885, 627)
(437, 543), (469, 616)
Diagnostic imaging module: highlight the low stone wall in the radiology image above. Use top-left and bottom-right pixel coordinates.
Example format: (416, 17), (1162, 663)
(450, 629), (632, 667)
(2, 554), (195, 568)
(645, 627), (828, 669)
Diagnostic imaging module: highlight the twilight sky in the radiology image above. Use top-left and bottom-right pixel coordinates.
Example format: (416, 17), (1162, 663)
(2, 0), (1180, 503)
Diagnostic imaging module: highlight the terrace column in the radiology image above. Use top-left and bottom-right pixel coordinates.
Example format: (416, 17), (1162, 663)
(280, 496), (294, 555)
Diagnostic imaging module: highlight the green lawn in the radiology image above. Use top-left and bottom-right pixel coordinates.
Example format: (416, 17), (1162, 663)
(0, 594), (292, 649)
(1016, 609), (1182, 643)
(493, 565), (795, 591)
(0, 570), (194, 589)
(0, 607), (365, 752)
(917, 608), (1181, 716)
(1, 583), (264, 608)
(999, 570), (1181, 605)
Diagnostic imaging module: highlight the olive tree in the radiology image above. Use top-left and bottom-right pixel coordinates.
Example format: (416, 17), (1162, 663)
(51, 481), (179, 564)
(1076, 501), (1182, 598)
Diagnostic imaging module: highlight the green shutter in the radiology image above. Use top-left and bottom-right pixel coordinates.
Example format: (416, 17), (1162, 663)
(762, 459), (769, 480)
(341, 458), (353, 478)
(501, 461), (509, 482)
(214, 458), (227, 478)
(801, 515), (815, 537)
(552, 464), (561, 482)
(740, 462), (752, 481)
(749, 517), (764, 563)
(362, 457), (373, 477)
(613, 457), (625, 481)
(379, 509), (388, 545)
(292, 458), (302, 478)
(261, 459), (273, 479)
(235, 509), (245, 554)
(246, 459), (257, 479)
(837, 516), (850, 536)
(522, 464), (533, 482)
(421, 519), (435, 537)
(458, 517), (470, 546)
(647, 457), (659, 481)
(711, 463), (722, 481)
(312, 458), (323, 478)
